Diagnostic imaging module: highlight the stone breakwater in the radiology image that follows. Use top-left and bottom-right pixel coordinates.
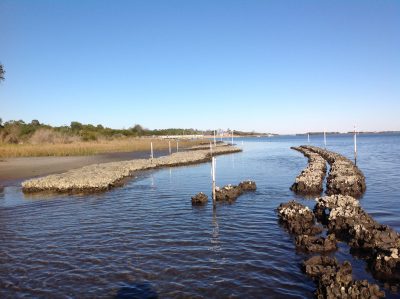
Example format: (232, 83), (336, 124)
(277, 201), (333, 251)
(215, 181), (257, 202)
(301, 145), (366, 198)
(278, 147), (390, 296)
(191, 192), (208, 205)
(303, 256), (385, 298)
(277, 199), (386, 297)
(290, 146), (327, 195)
(22, 146), (242, 193)
(315, 194), (400, 283)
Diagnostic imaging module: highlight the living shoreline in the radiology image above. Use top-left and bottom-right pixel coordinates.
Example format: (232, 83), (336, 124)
(0, 150), (170, 187)
(21, 145), (242, 193)
(278, 145), (395, 296)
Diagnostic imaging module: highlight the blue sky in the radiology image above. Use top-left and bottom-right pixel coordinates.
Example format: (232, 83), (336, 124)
(0, 0), (399, 134)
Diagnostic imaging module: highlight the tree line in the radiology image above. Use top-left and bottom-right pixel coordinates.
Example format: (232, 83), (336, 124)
(0, 119), (208, 144)
(0, 63), (5, 81)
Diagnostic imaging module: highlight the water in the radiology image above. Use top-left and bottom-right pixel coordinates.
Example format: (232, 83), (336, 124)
(1, 134), (400, 298)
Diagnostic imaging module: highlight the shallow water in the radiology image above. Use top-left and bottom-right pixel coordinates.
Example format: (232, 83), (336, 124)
(1, 134), (400, 298)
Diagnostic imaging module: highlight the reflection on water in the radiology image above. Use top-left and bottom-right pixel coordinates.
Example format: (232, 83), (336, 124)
(210, 209), (221, 254)
(0, 134), (399, 298)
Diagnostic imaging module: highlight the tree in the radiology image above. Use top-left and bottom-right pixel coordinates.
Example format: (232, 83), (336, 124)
(70, 121), (83, 131)
(0, 64), (5, 81)
(131, 124), (144, 134)
(31, 119), (40, 126)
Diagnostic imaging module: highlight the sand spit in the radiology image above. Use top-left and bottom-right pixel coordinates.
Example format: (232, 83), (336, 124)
(301, 145), (366, 198)
(290, 146), (327, 195)
(22, 145), (242, 193)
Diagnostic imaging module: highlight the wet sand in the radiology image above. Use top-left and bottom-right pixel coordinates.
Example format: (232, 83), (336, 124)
(0, 150), (168, 187)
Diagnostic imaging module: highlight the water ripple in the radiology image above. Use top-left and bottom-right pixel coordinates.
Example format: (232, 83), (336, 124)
(1, 134), (400, 298)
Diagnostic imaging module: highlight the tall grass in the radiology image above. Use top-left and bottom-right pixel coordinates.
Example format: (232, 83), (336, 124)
(0, 138), (205, 158)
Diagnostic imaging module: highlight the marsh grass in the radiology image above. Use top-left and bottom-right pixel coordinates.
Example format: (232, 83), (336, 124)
(0, 138), (205, 158)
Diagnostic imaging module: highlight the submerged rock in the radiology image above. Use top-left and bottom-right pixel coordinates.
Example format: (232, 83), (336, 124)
(277, 201), (322, 235)
(191, 192), (208, 205)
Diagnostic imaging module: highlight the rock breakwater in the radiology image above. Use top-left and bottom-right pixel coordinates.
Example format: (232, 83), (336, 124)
(290, 146), (327, 195)
(301, 145), (366, 198)
(315, 194), (400, 283)
(277, 198), (386, 296)
(191, 192), (208, 205)
(303, 256), (385, 298)
(277, 201), (322, 236)
(215, 180), (256, 202)
(22, 146), (242, 193)
(280, 145), (392, 295)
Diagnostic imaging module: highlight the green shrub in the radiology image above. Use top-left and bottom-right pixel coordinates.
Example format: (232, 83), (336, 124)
(81, 131), (97, 141)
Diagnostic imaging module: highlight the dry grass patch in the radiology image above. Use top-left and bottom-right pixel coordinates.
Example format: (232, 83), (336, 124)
(0, 138), (206, 158)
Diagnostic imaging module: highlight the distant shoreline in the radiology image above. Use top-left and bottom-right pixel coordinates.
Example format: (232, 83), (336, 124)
(295, 131), (400, 136)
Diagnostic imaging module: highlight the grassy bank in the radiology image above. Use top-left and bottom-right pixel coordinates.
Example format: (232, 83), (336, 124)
(0, 138), (205, 158)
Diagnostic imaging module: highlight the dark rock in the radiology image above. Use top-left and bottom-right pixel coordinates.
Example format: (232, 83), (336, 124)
(315, 194), (400, 283)
(277, 201), (322, 235)
(370, 248), (400, 282)
(191, 192), (208, 205)
(295, 233), (337, 253)
(239, 180), (257, 191)
(290, 147), (327, 195)
(303, 256), (385, 298)
(300, 145), (366, 198)
(215, 180), (257, 202)
(303, 255), (339, 279)
(215, 185), (243, 202)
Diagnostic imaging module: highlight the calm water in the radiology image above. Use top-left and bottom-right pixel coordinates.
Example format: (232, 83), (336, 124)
(1, 134), (400, 298)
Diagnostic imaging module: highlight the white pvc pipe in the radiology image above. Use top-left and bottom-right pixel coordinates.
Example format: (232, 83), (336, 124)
(211, 157), (216, 206)
(354, 125), (357, 164)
